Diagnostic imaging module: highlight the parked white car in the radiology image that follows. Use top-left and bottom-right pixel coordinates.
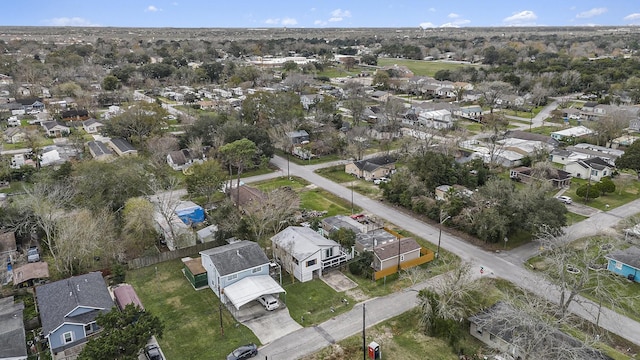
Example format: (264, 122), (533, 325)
(557, 195), (572, 204)
(257, 294), (279, 311)
(373, 177), (390, 185)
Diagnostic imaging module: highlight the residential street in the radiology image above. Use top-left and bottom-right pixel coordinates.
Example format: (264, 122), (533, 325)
(256, 154), (640, 358)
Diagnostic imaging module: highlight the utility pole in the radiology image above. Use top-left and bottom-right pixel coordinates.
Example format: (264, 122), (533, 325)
(362, 303), (366, 360)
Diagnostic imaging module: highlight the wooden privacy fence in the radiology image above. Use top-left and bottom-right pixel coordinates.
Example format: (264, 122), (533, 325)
(373, 248), (434, 280)
(127, 241), (220, 270)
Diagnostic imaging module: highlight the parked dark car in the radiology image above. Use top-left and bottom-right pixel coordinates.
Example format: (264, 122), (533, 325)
(144, 344), (163, 360)
(226, 343), (258, 360)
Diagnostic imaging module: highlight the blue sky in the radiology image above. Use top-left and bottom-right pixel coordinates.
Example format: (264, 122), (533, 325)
(1, 1), (639, 28)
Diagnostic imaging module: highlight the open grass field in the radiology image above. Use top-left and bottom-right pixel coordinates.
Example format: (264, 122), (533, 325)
(127, 259), (260, 360)
(300, 187), (360, 216)
(377, 58), (481, 77)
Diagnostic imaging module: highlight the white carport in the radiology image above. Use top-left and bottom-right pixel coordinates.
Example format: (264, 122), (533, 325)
(223, 275), (285, 310)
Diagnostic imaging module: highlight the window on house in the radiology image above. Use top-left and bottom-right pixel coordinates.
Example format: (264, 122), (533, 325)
(62, 331), (73, 344)
(489, 333), (496, 341)
(306, 259), (317, 267)
(85, 323), (94, 335)
(325, 248), (333, 258)
(252, 266), (262, 273)
(227, 273), (237, 281)
(293, 258), (299, 265)
(616, 261), (623, 270)
(476, 327), (483, 335)
(591, 169), (598, 176)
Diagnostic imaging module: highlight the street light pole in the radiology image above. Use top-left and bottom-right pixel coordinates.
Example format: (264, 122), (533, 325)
(436, 212), (451, 259)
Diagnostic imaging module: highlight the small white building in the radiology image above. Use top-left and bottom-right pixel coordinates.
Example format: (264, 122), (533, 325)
(550, 126), (593, 141)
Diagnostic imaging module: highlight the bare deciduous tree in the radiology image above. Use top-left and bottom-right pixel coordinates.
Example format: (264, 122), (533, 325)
(243, 188), (300, 241)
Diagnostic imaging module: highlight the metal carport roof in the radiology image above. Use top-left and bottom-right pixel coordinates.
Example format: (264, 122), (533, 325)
(223, 275), (285, 310)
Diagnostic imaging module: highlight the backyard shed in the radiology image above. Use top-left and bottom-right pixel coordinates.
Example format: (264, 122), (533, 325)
(182, 257), (208, 289)
(113, 284), (144, 310)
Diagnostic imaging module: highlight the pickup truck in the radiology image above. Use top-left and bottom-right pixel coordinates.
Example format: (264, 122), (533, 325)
(27, 247), (40, 263)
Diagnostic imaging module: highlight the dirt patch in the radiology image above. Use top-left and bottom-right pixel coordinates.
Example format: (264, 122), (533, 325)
(345, 288), (368, 302)
(321, 270), (358, 292)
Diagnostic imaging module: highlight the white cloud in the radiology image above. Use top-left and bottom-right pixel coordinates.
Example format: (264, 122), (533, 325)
(448, 13), (460, 19)
(329, 8), (351, 22)
(503, 10), (537, 25)
(576, 7), (607, 19)
(624, 13), (640, 24)
(265, 17), (298, 26)
(43, 17), (100, 26)
(419, 22), (435, 28)
(281, 18), (298, 26)
(145, 5), (161, 12)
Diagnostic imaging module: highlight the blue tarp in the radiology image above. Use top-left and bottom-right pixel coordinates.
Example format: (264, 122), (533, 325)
(175, 206), (205, 225)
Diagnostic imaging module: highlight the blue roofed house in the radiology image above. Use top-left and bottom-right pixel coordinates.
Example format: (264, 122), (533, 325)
(200, 241), (285, 310)
(605, 246), (640, 283)
(35, 272), (114, 359)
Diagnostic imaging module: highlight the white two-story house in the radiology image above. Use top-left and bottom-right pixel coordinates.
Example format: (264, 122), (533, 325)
(271, 226), (351, 282)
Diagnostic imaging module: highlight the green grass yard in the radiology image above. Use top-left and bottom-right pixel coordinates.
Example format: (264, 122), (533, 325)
(127, 260), (259, 360)
(563, 177), (640, 211)
(283, 279), (355, 326)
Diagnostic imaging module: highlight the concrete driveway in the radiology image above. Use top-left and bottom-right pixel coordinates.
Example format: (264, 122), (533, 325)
(321, 270), (358, 292)
(239, 302), (302, 344)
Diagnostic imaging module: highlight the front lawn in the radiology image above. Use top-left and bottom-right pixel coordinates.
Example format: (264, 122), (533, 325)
(563, 177), (640, 210)
(305, 309), (476, 360)
(127, 259), (259, 360)
(252, 176), (309, 192)
(315, 165), (383, 198)
(274, 149), (342, 166)
(283, 279), (354, 326)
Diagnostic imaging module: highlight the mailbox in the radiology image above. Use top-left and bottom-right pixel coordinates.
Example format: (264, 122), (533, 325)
(368, 341), (380, 359)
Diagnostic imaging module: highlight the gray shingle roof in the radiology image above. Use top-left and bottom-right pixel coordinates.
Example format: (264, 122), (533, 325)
(353, 155), (396, 172)
(469, 301), (612, 360)
(87, 141), (113, 157)
(36, 272), (114, 336)
(373, 237), (420, 261)
(110, 138), (136, 153)
(0, 297), (27, 359)
(606, 246), (640, 270)
(200, 240), (269, 276)
(271, 226), (338, 261)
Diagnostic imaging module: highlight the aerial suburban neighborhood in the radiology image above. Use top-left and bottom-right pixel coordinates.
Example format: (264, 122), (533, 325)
(1, 7), (640, 360)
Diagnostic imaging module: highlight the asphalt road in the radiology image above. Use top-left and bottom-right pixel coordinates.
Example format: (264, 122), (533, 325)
(256, 154), (640, 359)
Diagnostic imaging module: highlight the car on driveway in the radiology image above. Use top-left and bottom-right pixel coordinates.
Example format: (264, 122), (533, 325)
(373, 177), (390, 185)
(227, 343), (258, 360)
(557, 195), (572, 204)
(257, 294), (279, 311)
(144, 344), (163, 360)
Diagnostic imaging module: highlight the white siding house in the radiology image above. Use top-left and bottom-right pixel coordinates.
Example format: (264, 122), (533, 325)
(271, 226), (350, 282)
